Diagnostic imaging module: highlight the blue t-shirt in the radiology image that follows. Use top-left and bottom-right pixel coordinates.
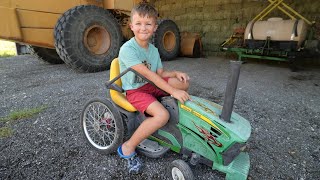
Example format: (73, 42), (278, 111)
(119, 37), (163, 90)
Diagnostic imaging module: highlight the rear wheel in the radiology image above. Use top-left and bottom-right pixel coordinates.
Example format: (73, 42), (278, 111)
(153, 19), (181, 61)
(27, 45), (64, 64)
(80, 98), (124, 154)
(54, 5), (122, 72)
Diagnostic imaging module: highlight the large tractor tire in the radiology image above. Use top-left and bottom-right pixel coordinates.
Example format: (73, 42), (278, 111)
(27, 45), (64, 64)
(153, 19), (181, 61)
(54, 5), (122, 72)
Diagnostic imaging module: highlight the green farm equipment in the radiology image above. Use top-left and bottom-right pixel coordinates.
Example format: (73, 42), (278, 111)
(80, 58), (251, 179)
(221, 0), (319, 69)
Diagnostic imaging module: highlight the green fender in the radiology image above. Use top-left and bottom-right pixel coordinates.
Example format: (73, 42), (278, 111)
(178, 124), (220, 164)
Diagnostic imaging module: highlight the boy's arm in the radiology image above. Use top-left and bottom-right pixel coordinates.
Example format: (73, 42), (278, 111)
(157, 68), (190, 84)
(131, 64), (190, 104)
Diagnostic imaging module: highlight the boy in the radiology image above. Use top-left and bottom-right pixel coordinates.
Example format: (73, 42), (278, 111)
(117, 3), (190, 173)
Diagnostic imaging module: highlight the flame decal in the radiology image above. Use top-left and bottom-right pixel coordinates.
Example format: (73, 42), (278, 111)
(193, 121), (223, 147)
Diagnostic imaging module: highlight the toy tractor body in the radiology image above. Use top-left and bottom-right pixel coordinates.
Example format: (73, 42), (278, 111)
(80, 59), (251, 179)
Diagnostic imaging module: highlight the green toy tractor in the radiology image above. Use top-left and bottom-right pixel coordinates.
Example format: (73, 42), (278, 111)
(80, 59), (251, 179)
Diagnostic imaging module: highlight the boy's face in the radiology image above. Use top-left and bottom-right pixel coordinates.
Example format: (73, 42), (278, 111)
(130, 13), (157, 43)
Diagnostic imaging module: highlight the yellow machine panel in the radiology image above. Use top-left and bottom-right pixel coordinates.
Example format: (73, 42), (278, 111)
(17, 10), (61, 29)
(0, 7), (22, 41)
(103, 0), (141, 12)
(13, 0), (79, 13)
(21, 28), (55, 48)
(0, 0), (149, 46)
(0, 0), (11, 7)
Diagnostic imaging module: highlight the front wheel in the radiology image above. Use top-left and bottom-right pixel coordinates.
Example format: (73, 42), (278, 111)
(80, 98), (124, 154)
(170, 159), (195, 180)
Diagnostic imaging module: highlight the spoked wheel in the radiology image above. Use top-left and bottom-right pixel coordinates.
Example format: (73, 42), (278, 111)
(80, 98), (124, 154)
(170, 159), (195, 180)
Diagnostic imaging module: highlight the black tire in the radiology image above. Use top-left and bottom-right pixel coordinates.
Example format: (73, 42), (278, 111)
(54, 5), (122, 72)
(27, 45), (64, 64)
(169, 159), (195, 180)
(153, 19), (181, 61)
(80, 98), (124, 154)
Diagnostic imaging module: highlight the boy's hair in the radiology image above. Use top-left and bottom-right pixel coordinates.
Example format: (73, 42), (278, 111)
(131, 3), (158, 22)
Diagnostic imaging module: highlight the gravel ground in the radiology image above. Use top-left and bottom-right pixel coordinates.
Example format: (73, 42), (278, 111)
(0, 55), (319, 180)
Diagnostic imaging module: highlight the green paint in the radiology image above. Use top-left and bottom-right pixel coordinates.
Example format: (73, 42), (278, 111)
(214, 152), (250, 180)
(158, 129), (181, 150)
(227, 47), (289, 62)
(149, 135), (181, 153)
(178, 124), (219, 163)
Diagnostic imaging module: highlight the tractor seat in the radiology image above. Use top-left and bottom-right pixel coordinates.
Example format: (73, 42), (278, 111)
(109, 58), (137, 112)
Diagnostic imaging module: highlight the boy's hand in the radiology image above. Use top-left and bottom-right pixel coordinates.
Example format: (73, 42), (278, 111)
(171, 89), (190, 104)
(175, 72), (190, 83)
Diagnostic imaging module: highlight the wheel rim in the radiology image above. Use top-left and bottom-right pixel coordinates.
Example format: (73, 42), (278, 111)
(82, 102), (117, 150)
(84, 25), (111, 55)
(172, 167), (185, 180)
(162, 31), (176, 52)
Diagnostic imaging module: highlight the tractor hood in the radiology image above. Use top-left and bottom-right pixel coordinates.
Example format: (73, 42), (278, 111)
(179, 96), (251, 142)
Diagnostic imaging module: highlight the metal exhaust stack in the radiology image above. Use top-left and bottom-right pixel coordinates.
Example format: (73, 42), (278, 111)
(220, 61), (242, 123)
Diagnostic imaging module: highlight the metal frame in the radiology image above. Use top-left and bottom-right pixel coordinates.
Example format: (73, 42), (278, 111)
(253, 0), (313, 25)
(221, 0), (314, 63)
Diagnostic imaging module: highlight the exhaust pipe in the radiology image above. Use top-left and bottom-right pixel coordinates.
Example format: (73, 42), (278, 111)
(220, 61), (242, 123)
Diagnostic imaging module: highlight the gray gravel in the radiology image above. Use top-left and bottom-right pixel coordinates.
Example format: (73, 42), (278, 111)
(0, 55), (319, 180)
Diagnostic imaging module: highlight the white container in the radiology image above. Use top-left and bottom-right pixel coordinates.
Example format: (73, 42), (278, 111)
(244, 18), (309, 48)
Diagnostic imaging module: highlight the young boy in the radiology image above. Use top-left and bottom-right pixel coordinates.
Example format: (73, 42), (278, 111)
(117, 3), (190, 173)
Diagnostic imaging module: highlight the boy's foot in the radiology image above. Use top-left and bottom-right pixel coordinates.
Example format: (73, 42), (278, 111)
(117, 145), (143, 174)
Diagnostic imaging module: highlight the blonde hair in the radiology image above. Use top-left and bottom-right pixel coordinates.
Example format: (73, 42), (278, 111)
(131, 3), (158, 22)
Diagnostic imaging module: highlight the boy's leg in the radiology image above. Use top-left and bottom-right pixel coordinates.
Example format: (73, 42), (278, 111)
(168, 77), (189, 91)
(121, 101), (169, 156)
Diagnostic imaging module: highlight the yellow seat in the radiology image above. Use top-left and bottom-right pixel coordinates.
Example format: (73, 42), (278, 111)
(109, 58), (137, 112)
